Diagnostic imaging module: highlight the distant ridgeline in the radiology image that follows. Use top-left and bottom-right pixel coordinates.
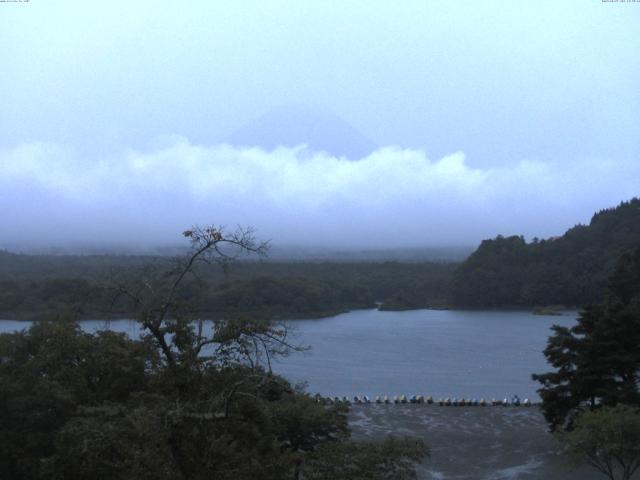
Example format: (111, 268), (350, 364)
(452, 198), (640, 307)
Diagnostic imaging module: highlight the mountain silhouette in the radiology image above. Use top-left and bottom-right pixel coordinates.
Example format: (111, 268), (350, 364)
(227, 105), (376, 159)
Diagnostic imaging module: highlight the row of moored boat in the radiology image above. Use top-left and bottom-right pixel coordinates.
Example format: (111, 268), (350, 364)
(316, 394), (534, 406)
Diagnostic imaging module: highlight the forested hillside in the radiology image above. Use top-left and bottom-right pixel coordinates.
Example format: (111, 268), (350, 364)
(2, 198), (638, 318)
(0, 255), (454, 320)
(452, 198), (640, 307)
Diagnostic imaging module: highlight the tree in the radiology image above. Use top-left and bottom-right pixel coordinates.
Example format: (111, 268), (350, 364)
(533, 247), (640, 430)
(556, 405), (640, 480)
(0, 225), (429, 479)
(110, 225), (271, 370)
(0, 317), (157, 479)
(453, 198), (640, 307)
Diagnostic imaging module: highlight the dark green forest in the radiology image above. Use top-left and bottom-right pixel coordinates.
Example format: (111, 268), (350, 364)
(1, 198), (639, 320)
(0, 254), (454, 321)
(452, 198), (640, 307)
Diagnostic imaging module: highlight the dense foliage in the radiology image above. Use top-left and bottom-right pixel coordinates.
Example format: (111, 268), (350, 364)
(0, 320), (427, 479)
(0, 226), (428, 479)
(0, 254), (455, 320)
(532, 246), (640, 431)
(556, 405), (640, 480)
(453, 198), (640, 307)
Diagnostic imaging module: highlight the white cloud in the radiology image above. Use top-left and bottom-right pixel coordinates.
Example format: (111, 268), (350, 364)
(1, 139), (638, 249)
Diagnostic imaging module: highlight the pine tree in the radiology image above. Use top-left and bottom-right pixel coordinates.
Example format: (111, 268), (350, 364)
(533, 247), (640, 430)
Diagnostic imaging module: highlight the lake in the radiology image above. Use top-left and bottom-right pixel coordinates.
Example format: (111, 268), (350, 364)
(2, 310), (596, 479)
(0, 309), (576, 400)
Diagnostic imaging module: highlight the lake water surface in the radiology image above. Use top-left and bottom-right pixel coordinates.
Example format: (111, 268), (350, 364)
(1, 309), (576, 400)
(274, 309), (576, 400)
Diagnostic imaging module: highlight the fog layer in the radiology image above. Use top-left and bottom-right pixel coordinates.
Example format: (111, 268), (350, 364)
(1, 139), (637, 250)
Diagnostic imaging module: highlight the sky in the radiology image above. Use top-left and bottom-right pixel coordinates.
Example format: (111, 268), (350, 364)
(0, 0), (639, 250)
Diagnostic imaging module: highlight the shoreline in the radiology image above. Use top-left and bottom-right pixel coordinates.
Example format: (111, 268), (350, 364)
(348, 404), (600, 480)
(0, 306), (580, 323)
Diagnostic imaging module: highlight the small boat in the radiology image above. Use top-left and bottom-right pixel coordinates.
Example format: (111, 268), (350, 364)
(383, 395), (390, 404)
(375, 395), (381, 404)
(427, 396), (434, 404)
